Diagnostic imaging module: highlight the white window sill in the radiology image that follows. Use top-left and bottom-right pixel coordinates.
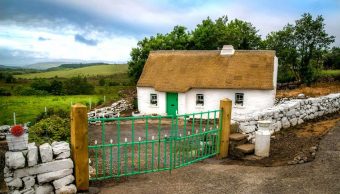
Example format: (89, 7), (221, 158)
(149, 105), (158, 108)
(195, 105), (204, 109)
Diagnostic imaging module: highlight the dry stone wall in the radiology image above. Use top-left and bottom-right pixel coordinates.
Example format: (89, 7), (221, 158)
(4, 141), (76, 194)
(233, 93), (340, 141)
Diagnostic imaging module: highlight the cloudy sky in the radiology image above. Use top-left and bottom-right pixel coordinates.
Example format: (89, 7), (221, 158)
(0, 0), (339, 66)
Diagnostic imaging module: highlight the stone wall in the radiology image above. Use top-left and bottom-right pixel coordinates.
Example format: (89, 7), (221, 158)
(233, 93), (340, 141)
(4, 141), (76, 194)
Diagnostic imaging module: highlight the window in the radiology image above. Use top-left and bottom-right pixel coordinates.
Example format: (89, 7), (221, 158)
(235, 93), (244, 106)
(196, 94), (204, 106)
(150, 94), (158, 106)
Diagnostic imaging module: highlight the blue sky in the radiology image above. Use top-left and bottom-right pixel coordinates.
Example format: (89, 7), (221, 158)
(0, 0), (339, 66)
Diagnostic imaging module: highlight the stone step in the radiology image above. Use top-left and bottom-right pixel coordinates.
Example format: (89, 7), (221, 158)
(229, 133), (248, 141)
(235, 144), (255, 154)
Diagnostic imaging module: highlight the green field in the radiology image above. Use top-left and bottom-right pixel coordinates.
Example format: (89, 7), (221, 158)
(320, 69), (340, 77)
(15, 64), (128, 79)
(0, 86), (131, 125)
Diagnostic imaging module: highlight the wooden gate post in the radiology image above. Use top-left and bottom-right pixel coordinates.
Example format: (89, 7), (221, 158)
(71, 103), (89, 191)
(218, 98), (232, 159)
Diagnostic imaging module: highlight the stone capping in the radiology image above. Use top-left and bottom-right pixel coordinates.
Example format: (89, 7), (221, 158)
(4, 141), (77, 194)
(232, 93), (340, 141)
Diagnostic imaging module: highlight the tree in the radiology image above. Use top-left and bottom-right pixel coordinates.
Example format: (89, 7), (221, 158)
(31, 79), (50, 91)
(265, 13), (335, 85)
(63, 76), (94, 95)
(128, 26), (190, 82)
(225, 19), (262, 49)
(49, 79), (63, 95)
(191, 17), (226, 50)
(324, 47), (340, 69)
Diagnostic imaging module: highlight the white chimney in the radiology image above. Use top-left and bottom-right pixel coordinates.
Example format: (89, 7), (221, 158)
(220, 45), (235, 56)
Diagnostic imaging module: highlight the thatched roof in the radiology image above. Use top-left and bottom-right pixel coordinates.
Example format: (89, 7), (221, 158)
(137, 50), (276, 93)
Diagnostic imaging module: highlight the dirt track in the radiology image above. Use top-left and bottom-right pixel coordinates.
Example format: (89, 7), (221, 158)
(98, 121), (340, 194)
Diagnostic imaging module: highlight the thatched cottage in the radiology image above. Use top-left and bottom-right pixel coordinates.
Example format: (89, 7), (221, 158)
(136, 45), (278, 117)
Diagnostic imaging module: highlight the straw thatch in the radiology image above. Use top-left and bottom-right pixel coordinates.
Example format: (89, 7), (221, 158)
(137, 50), (276, 93)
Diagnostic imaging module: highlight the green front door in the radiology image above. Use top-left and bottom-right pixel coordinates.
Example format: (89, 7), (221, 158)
(166, 93), (178, 115)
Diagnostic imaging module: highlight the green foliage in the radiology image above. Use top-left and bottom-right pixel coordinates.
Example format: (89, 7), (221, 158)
(0, 72), (16, 83)
(128, 16), (263, 83)
(18, 88), (50, 96)
(29, 116), (70, 145)
(33, 108), (69, 124)
(324, 47), (340, 69)
(63, 76), (95, 95)
(99, 78), (106, 86)
(31, 79), (50, 91)
(0, 87), (11, 96)
(128, 26), (190, 82)
(265, 13), (335, 85)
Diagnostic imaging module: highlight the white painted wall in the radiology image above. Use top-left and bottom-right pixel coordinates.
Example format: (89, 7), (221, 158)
(137, 87), (166, 115)
(137, 87), (275, 118)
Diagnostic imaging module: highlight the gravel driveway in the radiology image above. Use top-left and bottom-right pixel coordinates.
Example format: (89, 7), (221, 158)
(98, 121), (340, 194)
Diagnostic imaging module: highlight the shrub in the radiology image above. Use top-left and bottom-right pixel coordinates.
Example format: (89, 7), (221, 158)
(18, 88), (50, 96)
(29, 116), (70, 145)
(34, 108), (69, 124)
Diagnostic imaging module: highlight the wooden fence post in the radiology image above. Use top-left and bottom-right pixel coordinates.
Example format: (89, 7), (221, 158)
(218, 98), (232, 159)
(71, 104), (89, 191)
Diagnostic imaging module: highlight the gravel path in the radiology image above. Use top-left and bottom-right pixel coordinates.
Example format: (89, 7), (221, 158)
(98, 121), (340, 194)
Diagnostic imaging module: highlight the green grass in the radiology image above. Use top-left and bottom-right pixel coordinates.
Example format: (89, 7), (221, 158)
(320, 69), (340, 77)
(0, 86), (131, 125)
(15, 64), (128, 79)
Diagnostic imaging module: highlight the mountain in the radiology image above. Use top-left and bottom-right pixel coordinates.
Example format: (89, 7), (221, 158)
(24, 62), (65, 70)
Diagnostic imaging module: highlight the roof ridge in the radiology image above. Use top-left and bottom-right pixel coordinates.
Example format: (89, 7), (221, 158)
(150, 50), (275, 53)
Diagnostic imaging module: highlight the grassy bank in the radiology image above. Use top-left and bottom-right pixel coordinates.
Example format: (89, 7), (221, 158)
(0, 86), (131, 125)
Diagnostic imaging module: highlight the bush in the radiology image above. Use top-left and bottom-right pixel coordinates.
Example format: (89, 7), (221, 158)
(34, 108), (69, 124)
(18, 88), (50, 96)
(29, 116), (70, 145)
(0, 88), (11, 96)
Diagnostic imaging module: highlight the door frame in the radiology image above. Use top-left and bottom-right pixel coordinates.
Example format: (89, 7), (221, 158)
(166, 92), (178, 115)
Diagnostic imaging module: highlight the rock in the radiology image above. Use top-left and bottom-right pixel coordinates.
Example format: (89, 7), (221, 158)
(286, 109), (296, 117)
(298, 160), (304, 164)
(27, 143), (38, 167)
(281, 117), (290, 129)
(52, 141), (71, 160)
(7, 178), (22, 188)
(12, 190), (20, 194)
(309, 146), (317, 153)
(37, 169), (73, 183)
(53, 175), (75, 189)
(39, 143), (53, 163)
(0, 125), (10, 132)
(5, 151), (25, 169)
(294, 156), (301, 161)
(290, 118), (298, 126)
(297, 118), (304, 125)
(55, 184), (77, 194)
(22, 176), (35, 189)
(52, 141), (70, 155)
(297, 93), (305, 99)
(35, 183), (54, 194)
(14, 158), (74, 178)
(20, 188), (35, 194)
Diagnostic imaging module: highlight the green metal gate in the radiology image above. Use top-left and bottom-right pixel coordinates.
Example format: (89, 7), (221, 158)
(88, 110), (222, 181)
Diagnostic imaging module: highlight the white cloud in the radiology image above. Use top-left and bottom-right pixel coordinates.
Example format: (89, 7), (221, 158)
(0, 24), (138, 62)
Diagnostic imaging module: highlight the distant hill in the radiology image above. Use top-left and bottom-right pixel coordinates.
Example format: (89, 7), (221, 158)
(24, 62), (65, 70)
(15, 64), (128, 79)
(46, 62), (112, 71)
(0, 65), (21, 69)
